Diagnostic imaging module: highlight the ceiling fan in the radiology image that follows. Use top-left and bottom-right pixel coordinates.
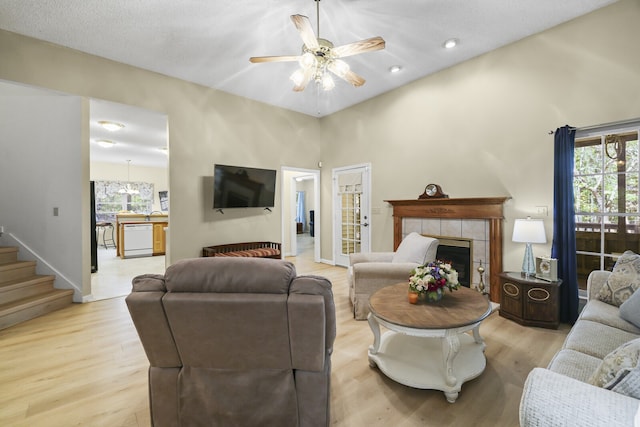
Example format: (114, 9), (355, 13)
(249, 0), (385, 92)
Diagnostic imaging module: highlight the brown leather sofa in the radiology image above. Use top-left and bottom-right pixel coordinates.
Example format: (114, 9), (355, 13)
(126, 257), (335, 427)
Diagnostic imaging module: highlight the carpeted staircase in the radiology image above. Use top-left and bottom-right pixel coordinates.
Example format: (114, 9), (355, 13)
(0, 246), (74, 330)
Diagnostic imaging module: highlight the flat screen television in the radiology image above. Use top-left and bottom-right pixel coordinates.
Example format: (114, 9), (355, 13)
(213, 164), (277, 209)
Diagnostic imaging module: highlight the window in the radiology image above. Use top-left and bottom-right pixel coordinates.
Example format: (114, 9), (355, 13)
(94, 180), (154, 222)
(574, 124), (640, 289)
(340, 188), (362, 255)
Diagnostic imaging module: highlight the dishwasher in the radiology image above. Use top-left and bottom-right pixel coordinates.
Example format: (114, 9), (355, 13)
(123, 223), (153, 258)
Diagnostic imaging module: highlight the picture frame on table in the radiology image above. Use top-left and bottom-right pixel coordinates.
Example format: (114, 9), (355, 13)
(535, 256), (558, 282)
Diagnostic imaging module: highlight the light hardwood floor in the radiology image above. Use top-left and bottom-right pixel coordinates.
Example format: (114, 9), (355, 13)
(91, 247), (166, 301)
(0, 252), (569, 427)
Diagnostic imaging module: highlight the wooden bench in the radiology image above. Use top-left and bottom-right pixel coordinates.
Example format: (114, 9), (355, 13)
(202, 242), (282, 259)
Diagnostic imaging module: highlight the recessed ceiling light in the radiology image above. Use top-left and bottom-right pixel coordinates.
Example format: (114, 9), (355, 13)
(443, 38), (459, 49)
(96, 139), (116, 148)
(98, 120), (125, 131)
(389, 65), (402, 73)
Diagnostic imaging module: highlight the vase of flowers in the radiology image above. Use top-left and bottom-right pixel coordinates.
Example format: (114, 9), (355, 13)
(409, 260), (460, 303)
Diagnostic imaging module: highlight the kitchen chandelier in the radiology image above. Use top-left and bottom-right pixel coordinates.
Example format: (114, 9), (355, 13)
(119, 160), (139, 195)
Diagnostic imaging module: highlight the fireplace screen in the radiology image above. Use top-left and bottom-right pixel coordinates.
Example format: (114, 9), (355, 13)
(435, 237), (472, 288)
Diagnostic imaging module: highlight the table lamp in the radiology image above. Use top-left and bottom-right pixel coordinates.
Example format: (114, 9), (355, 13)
(512, 217), (547, 277)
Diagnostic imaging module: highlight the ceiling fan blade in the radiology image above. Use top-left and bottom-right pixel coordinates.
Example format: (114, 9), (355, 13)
(291, 15), (319, 50)
(328, 62), (366, 87)
(333, 36), (385, 58)
(340, 70), (366, 87)
(249, 55), (299, 63)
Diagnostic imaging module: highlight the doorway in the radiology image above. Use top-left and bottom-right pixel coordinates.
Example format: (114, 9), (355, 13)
(89, 99), (169, 301)
(281, 167), (321, 263)
(333, 164), (371, 267)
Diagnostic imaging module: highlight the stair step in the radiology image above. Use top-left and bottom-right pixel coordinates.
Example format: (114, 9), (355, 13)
(0, 275), (57, 305)
(0, 261), (37, 284)
(0, 246), (74, 329)
(0, 289), (74, 330)
(0, 247), (19, 265)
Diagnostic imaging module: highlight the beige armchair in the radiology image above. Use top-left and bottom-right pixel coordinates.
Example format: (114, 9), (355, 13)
(348, 232), (439, 320)
(126, 257), (335, 427)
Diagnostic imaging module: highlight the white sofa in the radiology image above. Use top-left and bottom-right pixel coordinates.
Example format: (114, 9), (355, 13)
(520, 263), (640, 426)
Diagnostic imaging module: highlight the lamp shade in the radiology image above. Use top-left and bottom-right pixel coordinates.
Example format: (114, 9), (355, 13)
(512, 218), (546, 244)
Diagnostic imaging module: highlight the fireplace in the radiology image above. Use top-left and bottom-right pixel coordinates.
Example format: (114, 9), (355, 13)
(435, 237), (472, 288)
(385, 196), (510, 302)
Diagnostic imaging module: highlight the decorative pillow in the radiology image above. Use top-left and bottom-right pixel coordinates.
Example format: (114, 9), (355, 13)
(392, 232), (438, 265)
(596, 251), (640, 307)
(610, 364), (640, 399)
(588, 338), (640, 391)
(620, 289), (640, 329)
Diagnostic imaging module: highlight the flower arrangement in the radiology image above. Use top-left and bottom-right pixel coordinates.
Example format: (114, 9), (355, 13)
(409, 260), (460, 302)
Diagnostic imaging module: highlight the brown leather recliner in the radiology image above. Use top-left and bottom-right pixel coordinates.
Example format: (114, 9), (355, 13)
(126, 257), (336, 427)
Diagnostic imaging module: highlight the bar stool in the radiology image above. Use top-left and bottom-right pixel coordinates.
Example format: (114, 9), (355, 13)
(96, 222), (116, 249)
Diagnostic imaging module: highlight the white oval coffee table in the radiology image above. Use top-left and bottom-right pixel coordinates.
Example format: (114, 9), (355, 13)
(367, 283), (492, 403)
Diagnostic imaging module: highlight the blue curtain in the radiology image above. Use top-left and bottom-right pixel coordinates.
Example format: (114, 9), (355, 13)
(296, 191), (306, 230)
(551, 125), (579, 324)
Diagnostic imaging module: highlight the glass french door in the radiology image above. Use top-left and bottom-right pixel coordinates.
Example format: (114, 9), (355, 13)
(333, 165), (370, 267)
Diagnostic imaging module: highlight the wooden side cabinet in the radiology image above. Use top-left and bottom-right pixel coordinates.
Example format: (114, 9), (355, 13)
(152, 222), (167, 255)
(499, 272), (561, 329)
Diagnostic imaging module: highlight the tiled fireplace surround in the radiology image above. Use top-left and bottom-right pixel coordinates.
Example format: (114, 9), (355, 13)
(403, 217), (489, 291)
(386, 197), (510, 302)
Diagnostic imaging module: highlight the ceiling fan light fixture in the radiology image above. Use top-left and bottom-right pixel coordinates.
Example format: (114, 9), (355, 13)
(331, 59), (350, 77)
(290, 68), (307, 86)
(98, 120), (125, 131)
(249, 2), (385, 93)
(321, 73), (335, 91)
(299, 52), (316, 69)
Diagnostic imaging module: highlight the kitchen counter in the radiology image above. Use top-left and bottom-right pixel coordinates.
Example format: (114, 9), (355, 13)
(116, 213), (169, 258)
(116, 213), (169, 222)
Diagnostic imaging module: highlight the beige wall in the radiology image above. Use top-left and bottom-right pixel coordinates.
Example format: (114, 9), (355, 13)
(320, 0), (640, 270)
(1, 0), (640, 291)
(0, 28), (322, 273)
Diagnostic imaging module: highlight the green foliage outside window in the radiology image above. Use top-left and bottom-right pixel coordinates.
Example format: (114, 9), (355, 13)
(94, 180), (154, 222)
(574, 130), (640, 289)
(574, 134), (639, 220)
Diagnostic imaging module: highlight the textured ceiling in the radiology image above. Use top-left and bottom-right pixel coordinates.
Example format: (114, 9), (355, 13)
(90, 99), (168, 169)
(0, 0), (618, 166)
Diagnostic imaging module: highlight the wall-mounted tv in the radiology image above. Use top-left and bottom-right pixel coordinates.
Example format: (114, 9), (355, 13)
(213, 164), (277, 209)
